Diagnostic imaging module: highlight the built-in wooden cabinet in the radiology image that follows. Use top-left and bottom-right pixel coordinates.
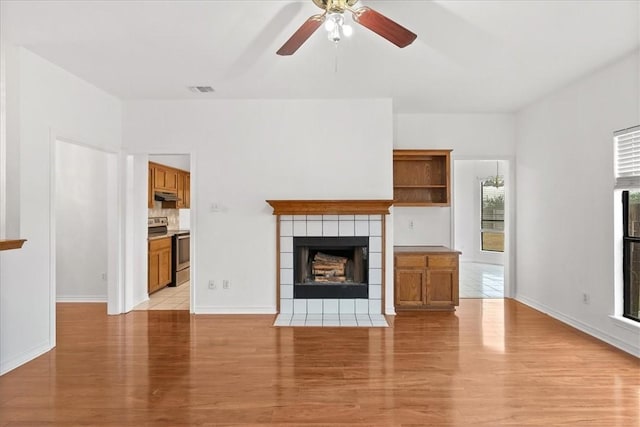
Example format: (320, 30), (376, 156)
(148, 237), (172, 293)
(394, 246), (460, 311)
(148, 162), (190, 209)
(395, 267), (426, 307)
(393, 149), (452, 206)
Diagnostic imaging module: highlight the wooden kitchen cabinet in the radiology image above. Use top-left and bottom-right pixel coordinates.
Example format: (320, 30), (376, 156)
(176, 171), (191, 209)
(148, 162), (191, 208)
(148, 237), (172, 293)
(393, 149), (452, 206)
(153, 163), (179, 193)
(148, 164), (154, 208)
(394, 246), (460, 311)
(184, 173), (190, 208)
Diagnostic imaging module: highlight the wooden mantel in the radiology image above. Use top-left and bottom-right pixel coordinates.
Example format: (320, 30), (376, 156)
(0, 239), (27, 251)
(266, 200), (393, 216)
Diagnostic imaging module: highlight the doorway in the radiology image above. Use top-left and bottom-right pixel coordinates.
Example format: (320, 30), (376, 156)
(453, 159), (511, 299)
(53, 138), (119, 311)
(132, 153), (192, 312)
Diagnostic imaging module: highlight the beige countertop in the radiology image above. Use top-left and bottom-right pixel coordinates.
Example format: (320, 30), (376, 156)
(394, 245), (461, 255)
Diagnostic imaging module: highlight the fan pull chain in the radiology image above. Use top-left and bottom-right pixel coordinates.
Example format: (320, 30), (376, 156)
(334, 42), (339, 73)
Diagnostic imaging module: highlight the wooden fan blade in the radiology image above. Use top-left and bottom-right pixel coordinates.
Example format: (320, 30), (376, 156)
(352, 7), (417, 48)
(277, 14), (325, 56)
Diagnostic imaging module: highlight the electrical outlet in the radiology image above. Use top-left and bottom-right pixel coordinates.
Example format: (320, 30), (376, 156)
(409, 220), (414, 230)
(223, 280), (230, 289)
(208, 280), (216, 290)
(101, 272), (107, 281)
(582, 292), (590, 304)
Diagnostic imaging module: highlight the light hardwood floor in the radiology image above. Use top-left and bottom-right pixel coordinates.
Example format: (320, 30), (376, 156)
(0, 299), (638, 426)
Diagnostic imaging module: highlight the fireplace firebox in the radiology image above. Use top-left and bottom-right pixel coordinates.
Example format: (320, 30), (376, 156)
(293, 236), (369, 299)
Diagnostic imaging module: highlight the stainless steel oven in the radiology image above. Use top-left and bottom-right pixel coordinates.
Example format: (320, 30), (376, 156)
(173, 232), (190, 286)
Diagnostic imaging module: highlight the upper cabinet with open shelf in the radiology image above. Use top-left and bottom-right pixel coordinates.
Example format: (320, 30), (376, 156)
(393, 149), (452, 206)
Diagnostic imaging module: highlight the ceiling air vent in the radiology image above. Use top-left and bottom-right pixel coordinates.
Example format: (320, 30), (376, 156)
(188, 86), (215, 93)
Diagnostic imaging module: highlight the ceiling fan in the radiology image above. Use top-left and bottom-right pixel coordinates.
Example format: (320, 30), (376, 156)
(277, 0), (417, 56)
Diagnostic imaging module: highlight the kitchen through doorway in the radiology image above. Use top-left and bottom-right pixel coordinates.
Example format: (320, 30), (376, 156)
(133, 154), (192, 311)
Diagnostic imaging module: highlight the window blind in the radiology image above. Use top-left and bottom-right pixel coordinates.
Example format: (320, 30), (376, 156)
(615, 125), (640, 189)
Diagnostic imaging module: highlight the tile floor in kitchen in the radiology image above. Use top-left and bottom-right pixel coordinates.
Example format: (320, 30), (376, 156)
(459, 262), (504, 298)
(133, 282), (190, 310)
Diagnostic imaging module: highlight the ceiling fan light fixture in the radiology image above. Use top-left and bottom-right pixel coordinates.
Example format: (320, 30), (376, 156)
(324, 13), (339, 31)
(324, 12), (352, 43)
(328, 28), (340, 43)
(276, 0), (416, 56)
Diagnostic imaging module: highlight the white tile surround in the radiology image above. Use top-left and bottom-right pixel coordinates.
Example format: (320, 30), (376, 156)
(279, 214), (383, 316)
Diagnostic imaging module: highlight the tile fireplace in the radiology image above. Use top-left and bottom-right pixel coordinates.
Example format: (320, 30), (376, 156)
(267, 200), (392, 316)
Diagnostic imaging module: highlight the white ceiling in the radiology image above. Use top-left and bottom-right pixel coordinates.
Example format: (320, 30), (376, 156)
(1, 0), (638, 113)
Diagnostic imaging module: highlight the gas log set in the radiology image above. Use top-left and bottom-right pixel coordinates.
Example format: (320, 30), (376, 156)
(312, 252), (349, 282)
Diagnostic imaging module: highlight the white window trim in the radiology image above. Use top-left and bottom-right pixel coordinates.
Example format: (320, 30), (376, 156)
(614, 125), (640, 189)
(480, 178), (505, 253)
(614, 190), (640, 325)
(613, 125), (640, 324)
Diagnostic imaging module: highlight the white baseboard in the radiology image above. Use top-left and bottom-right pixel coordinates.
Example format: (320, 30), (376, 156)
(1, 341), (52, 376)
(194, 306), (277, 315)
(56, 296), (107, 303)
(516, 294), (640, 358)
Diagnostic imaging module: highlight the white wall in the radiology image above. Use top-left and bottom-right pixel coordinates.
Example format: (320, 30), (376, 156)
(0, 48), (122, 374)
(148, 154), (190, 171)
(453, 161), (476, 259)
(1, 41), (20, 239)
(393, 114), (515, 247)
(515, 50), (640, 356)
(55, 140), (109, 302)
(454, 160), (506, 264)
(123, 99), (394, 314)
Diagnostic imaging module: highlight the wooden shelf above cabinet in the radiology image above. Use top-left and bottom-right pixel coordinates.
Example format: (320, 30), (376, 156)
(394, 201), (450, 207)
(393, 149), (452, 206)
(394, 184), (447, 188)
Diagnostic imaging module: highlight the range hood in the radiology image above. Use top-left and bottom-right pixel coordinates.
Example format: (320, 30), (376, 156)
(154, 191), (179, 202)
